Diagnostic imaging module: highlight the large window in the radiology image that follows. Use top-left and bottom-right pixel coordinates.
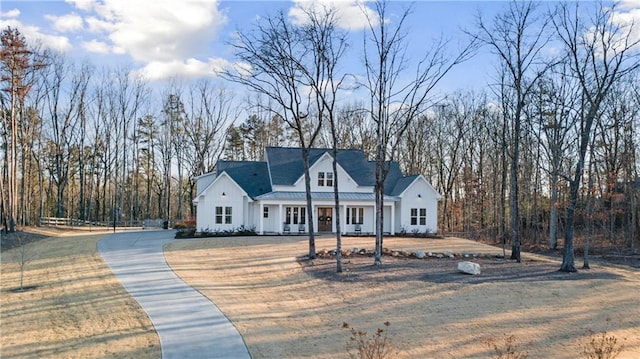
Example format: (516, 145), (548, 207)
(317, 172), (334, 186)
(411, 208), (426, 226)
(347, 207), (364, 224)
(216, 206), (232, 224)
(285, 206), (306, 224)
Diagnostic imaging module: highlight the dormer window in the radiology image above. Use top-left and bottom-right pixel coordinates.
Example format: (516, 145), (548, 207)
(318, 172), (333, 186)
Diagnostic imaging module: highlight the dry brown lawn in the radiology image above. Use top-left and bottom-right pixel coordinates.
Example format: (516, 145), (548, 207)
(1, 230), (160, 359)
(2, 231), (638, 359)
(165, 235), (640, 359)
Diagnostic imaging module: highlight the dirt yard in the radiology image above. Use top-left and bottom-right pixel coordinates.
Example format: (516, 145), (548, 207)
(165, 235), (640, 359)
(1, 230), (160, 359)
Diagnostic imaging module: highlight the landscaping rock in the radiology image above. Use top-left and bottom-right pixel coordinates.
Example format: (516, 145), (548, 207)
(415, 250), (426, 259)
(457, 261), (481, 275)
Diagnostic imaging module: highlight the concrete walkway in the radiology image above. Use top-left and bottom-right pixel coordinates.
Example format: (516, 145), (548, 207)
(98, 230), (251, 359)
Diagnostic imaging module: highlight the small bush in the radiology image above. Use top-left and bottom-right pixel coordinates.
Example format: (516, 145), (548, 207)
(174, 225), (257, 239)
(184, 217), (196, 228)
(343, 321), (396, 359)
(582, 330), (624, 359)
(173, 222), (187, 229)
(483, 334), (528, 359)
(174, 228), (196, 238)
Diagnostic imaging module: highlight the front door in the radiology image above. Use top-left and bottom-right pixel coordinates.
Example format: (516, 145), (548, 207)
(318, 207), (333, 232)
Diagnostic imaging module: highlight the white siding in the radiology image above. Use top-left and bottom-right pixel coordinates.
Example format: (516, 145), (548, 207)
(196, 174), (248, 232)
(271, 154), (373, 193)
(397, 177), (439, 234)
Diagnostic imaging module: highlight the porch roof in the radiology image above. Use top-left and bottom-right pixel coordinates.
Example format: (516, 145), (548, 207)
(254, 191), (400, 201)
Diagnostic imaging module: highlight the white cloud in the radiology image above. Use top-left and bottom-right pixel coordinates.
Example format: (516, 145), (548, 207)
(0, 18), (72, 52)
(45, 13), (84, 32)
(135, 57), (232, 81)
(611, 1), (640, 51)
(82, 39), (109, 54)
(66, 0), (96, 12)
(289, 0), (378, 30)
(64, 0), (229, 80)
(1, 9), (21, 18)
(618, 0), (640, 11)
(71, 0), (227, 63)
(85, 16), (115, 33)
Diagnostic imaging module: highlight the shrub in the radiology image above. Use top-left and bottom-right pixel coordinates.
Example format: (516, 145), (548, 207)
(174, 228), (196, 238)
(483, 334), (528, 359)
(184, 217), (196, 228)
(582, 330), (624, 359)
(343, 321), (396, 359)
(173, 222), (187, 229)
(174, 225), (257, 239)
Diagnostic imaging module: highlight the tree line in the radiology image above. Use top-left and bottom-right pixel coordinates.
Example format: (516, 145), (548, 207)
(2, 1), (639, 271)
(1, 29), (233, 229)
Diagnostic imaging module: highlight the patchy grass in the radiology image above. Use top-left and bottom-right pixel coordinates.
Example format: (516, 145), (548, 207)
(165, 235), (640, 358)
(1, 231), (160, 359)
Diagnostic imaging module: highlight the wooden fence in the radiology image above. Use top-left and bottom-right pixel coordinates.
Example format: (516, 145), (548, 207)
(39, 217), (165, 228)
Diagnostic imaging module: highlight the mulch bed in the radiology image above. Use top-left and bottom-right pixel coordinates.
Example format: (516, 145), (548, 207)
(299, 252), (625, 284)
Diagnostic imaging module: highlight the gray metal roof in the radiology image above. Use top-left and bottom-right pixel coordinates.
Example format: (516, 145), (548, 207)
(255, 191), (400, 201)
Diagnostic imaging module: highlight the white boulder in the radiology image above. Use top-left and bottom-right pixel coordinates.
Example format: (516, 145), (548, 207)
(457, 261), (481, 275)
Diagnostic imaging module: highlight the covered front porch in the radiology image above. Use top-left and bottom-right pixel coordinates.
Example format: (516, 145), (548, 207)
(254, 192), (398, 235)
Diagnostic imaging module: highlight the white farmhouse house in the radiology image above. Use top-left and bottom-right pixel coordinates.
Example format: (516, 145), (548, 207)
(193, 147), (441, 235)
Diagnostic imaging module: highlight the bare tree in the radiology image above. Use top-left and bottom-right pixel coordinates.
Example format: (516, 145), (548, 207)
(40, 55), (84, 218)
(159, 90), (184, 222)
(0, 26), (47, 232)
(184, 80), (234, 216)
(362, 0), (475, 265)
(298, 5), (349, 272)
(530, 69), (579, 250)
(553, 1), (640, 272)
(431, 97), (471, 236)
(475, 0), (553, 262)
(224, 10), (328, 258)
(13, 233), (31, 291)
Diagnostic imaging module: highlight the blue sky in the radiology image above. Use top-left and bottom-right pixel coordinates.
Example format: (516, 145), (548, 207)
(1, 1), (639, 96)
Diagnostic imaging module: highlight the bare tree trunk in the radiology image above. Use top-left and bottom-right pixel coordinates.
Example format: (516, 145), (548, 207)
(554, 1), (640, 272)
(302, 148), (316, 258)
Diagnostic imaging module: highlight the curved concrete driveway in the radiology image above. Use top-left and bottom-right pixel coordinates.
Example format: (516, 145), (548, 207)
(98, 230), (251, 359)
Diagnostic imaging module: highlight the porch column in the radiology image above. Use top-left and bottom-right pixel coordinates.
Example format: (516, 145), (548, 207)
(259, 203), (264, 235)
(390, 201), (396, 235)
(342, 204), (347, 235)
(278, 204), (283, 234)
